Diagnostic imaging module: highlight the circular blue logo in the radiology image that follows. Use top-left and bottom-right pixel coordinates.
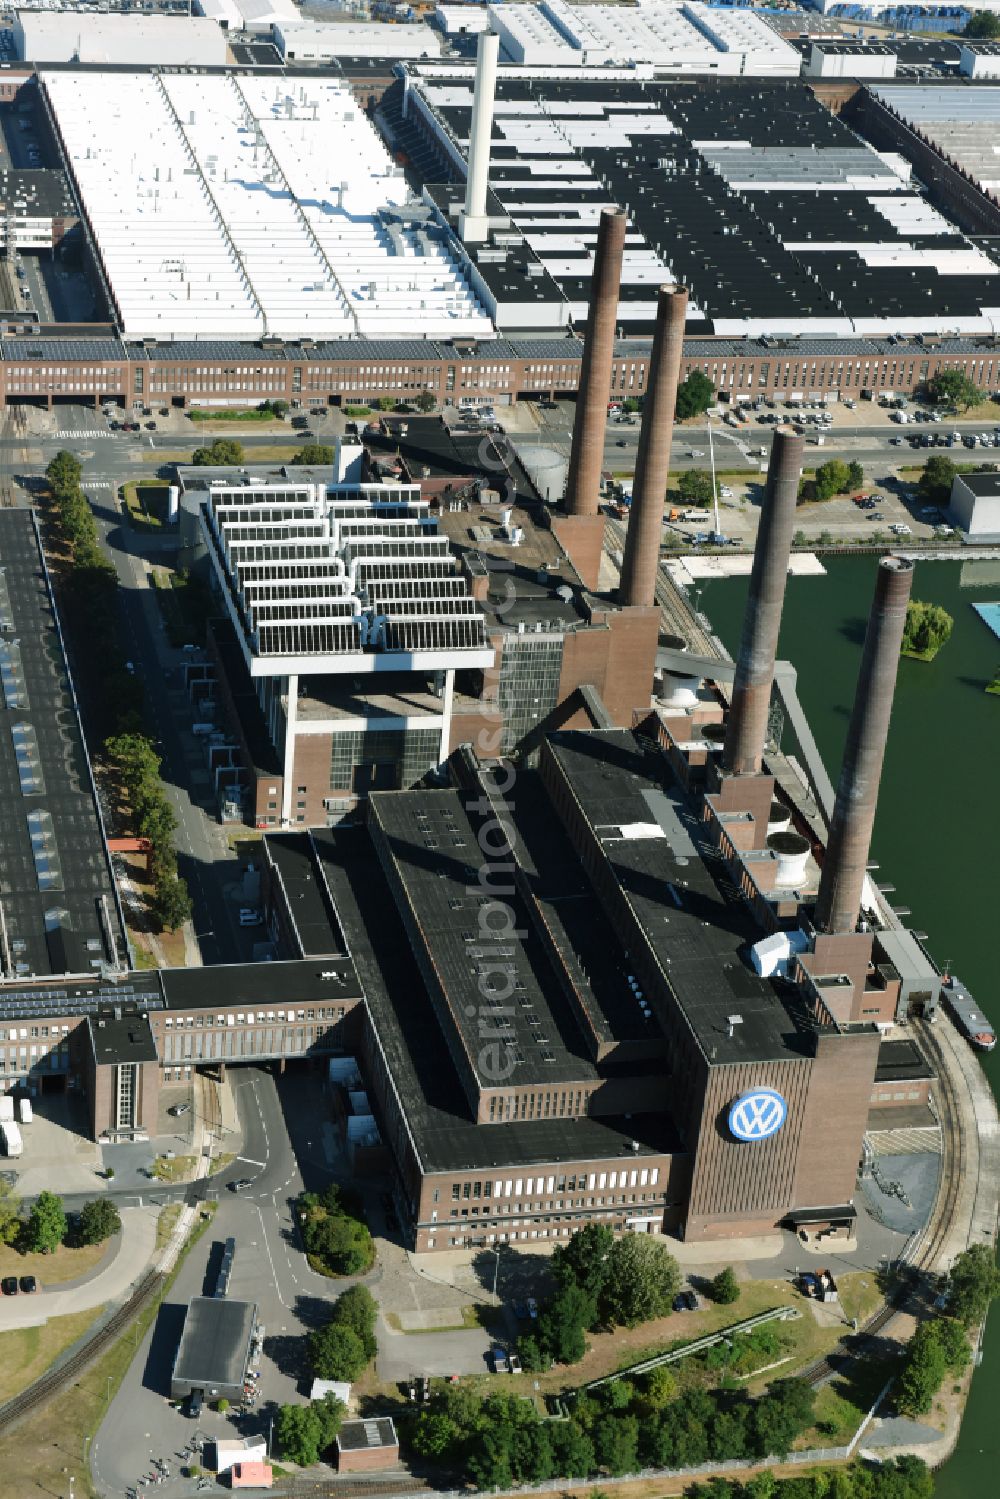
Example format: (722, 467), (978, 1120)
(729, 1089), (787, 1142)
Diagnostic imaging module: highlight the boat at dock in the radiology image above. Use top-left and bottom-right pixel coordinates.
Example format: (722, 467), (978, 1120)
(940, 974), (996, 1052)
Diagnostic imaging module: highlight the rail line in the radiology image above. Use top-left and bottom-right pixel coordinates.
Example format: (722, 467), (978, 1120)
(604, 515), (722, 658)
(272, 1481), (430, 1498)
(802, 1016), (966, 1388)
(0, 1268), (165, 1434)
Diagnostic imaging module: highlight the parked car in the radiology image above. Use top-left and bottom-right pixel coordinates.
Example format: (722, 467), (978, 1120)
(186, 1390), (203, 1419)
(513, 1299), (528, 1320)
(168, 1102), (191, 1117)
(491, 1347), (509, 1374)
(19, 1276), (37, 1294)
(509, 1352), (523, 1375)
(1, 1277), (18, 1296)
(238, 908), (263, 927)
(673, 1289), (699, 1312)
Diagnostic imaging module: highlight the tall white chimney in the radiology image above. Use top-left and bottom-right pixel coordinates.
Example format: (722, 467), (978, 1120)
(460, 31), (500, 244)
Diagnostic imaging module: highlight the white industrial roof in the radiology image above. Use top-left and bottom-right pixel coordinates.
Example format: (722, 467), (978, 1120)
(16, 11), (228, 65)
(275, 20), (441, 58)
(436, 5), (490, 36)
(487, 0), (799, 74)
(42, 71), (492, 343)
(239, 0), (301, 26)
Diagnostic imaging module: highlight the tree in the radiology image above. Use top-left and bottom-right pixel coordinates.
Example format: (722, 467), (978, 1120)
(152, 875), (193, 933)
(329, 1284), (378, 1359)
(710, 1265), (741, 1305)
(309, 1321), (367, 1382)
(898, 1321), (948, 1416)
(216, 1397), (230, 1413)
(813, 458), (852, 502)
(275, 1396), (344, 1465)
(928, 369), (983, 410)
(751, 1378), (815, 1458)
(601, 1236), (681, 1326)
(0, 1180), (21, 1246)
(678, 469), (714, 505)
(593, 1413), (639, 1476)
(548, 1420), (595, 1479)
(966, 9), (1000, 35)
(306, 1212), (372, 1275)
(292, 443), (335, 466)
(191, 438), (244, 466)
(377, 396), (397, 411)
(78, 1198), (122, 1245)
(552, 1222), (614, 1308)
(901, 600), (954, 660)
(416, 389), (437, 413)
(26, 1191), (67, 1254)
(675, 371), (715, 420)
(260, 399), (288, 418)
(918, 453), (957, 505)
(46, 449), (83, 493)
(537, 1283), (595, 1365)
(846, 459), (865, 491)
(947, 1243), (1000, 1326)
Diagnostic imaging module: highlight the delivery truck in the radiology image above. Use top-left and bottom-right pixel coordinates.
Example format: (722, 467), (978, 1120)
(1, 1121), (23, 1157)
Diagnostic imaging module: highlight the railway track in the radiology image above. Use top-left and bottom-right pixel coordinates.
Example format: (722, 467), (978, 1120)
(273, 1480), (430, 1498)
(604, 515), (722, 658)
(802, 1016), (966, 1388)
(0, 1268), (165, 1434)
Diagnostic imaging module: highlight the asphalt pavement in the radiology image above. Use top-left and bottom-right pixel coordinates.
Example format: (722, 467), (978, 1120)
(90, 1066), (335, 1499)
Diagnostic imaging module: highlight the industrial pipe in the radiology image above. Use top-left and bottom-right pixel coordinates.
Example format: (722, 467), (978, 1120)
(564, 207), (627, 517)
(813, 555), (914, 936)
(722, 426), (804, 776)
(618, 284), (688, 608)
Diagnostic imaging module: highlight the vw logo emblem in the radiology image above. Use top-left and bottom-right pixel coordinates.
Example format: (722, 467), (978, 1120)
(729, 1088), (787, 1142)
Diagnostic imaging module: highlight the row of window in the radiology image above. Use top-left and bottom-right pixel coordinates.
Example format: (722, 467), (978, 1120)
(441, 1166), (660, 1204)
(487, 1088), (592, 1122)
(428, 1210), (660, 1249)
(162, 1007), (345, 1027)
(446, 1192), (661, 1218)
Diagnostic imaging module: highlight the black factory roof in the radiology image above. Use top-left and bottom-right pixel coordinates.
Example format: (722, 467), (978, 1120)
(0, 168), (76, 218)
(418, 72), (998, 335)
(161, 956), (361, 1012)
(0, 510), (126, 980)
(173, 1298), (256, 1391)
(875, 1037), (936, 1084)
(544, 730), (811, 1066)
(0, 974), (164, 1025)
(86, 1010), (158, 1067)
(264, 832), (346, 959)
(311, 824), (681, 1175)
(368, 788), (601, 1090)
(338, 1418), (398, 1453)
(953, 470), (1000, 495)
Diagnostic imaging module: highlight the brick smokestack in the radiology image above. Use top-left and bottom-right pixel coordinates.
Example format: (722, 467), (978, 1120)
(564, 207), (627, 517)
(813, 555), (913, 937)
(618, 283), (688, 608)
(722, 426), (804, 777)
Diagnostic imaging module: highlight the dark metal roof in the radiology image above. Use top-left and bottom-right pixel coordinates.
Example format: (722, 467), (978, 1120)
(312, 824), (681, 1175)
(338, 1418), (398, 1453)
(173, 1298), (256, 1391)
(0, 510), (126, 979)
(0, 338), (127, 361)
(161, 957), (362, 1011)
(264, 833), (345, 959)
(544, 730), (813, 1067)
(875, 1037), (935, 1083)
(87, 1010), (158, 1066)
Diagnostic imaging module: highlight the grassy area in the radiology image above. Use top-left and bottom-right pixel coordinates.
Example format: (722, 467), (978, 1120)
(0, 1307), (106, 1404)
(150, 566), (213, 648)
(208, 1152), (235, 1177)
(987, 677), (1000, 697)
(902, 645), (944, 663)
(188, 407), (283, 423)
(154, 1204), (182, 1251)
(384, 1304), (502, 1335)
(796, 1351), (899, 1450)
(150, 1154), (196, 1184)
(0, 1203), (217, 1498)
(121, 480), (167, 530)
(0, 1237), (113, 1288)
(523, 1273), (882, 1398)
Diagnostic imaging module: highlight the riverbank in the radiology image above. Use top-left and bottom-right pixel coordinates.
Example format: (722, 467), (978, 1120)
(697, 555), (999, 1493)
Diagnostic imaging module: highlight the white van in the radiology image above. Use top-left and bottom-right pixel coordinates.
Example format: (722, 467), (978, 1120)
(18, 1097), (31, 1124)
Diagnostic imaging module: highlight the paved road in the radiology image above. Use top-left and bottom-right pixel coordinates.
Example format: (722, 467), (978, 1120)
(90, 1066), (334, 1499)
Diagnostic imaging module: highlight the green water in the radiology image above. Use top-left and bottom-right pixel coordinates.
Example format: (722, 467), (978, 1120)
(699, 555), (1000, 1492)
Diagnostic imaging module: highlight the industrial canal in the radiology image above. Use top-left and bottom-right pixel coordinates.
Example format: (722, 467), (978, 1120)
(700, 553), (1000, 1494)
